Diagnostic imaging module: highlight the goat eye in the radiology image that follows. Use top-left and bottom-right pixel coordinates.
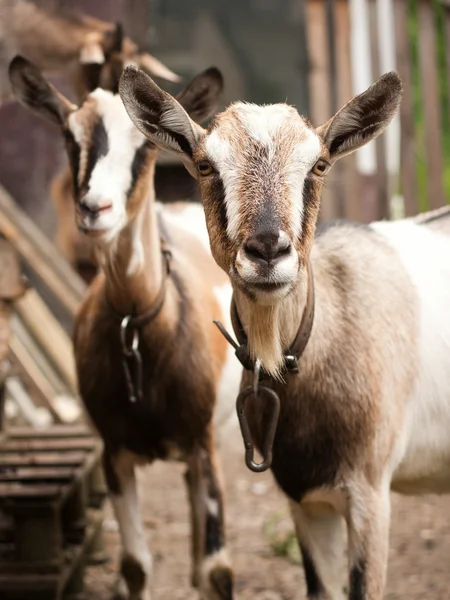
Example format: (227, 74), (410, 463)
(312, 160), (328, 176)
(197, 160), (214, 176)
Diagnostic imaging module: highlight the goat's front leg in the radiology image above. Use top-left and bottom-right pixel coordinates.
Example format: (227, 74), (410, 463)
(185, 431), (233, 600)
(103, 449), (153, 600)
(346, 482), (391, 600)
(290, 500), (346, 600)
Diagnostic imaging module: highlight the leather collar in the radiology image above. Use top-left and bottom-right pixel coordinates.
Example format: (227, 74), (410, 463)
(229, 262), (315, 376)
(107, 241), (172, 329)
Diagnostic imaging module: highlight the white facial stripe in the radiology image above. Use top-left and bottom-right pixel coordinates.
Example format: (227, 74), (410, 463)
(205, 130), (241, 240)
(205, 103), (321, 242)
(68, 89), (148, 238)
(286, 133), (322, 236)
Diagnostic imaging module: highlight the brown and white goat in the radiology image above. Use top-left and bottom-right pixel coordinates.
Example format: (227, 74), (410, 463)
(120, 68), (450, 599)
(0, 0), (179, 277)
(46, 20), (181, 281)
(10, 57), (241, 600)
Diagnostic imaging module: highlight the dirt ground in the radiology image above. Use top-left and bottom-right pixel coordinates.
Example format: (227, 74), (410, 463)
(83, 420), (450, 600)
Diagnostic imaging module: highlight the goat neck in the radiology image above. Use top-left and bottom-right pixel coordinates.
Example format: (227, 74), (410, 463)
(100, 162), (165, 318)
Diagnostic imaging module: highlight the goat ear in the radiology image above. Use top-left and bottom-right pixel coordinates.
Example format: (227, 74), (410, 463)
(119, 66), (205, 160)
(316, 71), (402, 162)
(175, 67), (223, 123)
(9, 56), (76, 126)
(137, 52), (181, 83)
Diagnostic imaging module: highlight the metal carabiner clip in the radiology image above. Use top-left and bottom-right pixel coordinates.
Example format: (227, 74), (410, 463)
(236, 384), (280, 473)
(120, 315), (139, 356)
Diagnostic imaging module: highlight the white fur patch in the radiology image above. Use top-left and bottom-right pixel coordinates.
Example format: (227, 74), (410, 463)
(205, 103), (321, 242)
(110, 458), (153, 591)
(371, 219), (450, 493)
(161, 202), (211, 251)
(206, 496), (220, 518)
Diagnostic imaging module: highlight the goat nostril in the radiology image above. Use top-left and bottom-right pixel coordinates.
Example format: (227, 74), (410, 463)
(244, 235), (292, 264)
(274, 240), (291, 259)
(244, 242), (267, 262)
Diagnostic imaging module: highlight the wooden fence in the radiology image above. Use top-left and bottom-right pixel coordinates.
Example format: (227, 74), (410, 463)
(303, 0), (450, 223)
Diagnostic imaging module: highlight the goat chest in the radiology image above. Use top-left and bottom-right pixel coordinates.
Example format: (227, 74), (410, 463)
(242, 373), (374, 503)
(75, 318), (215, 462)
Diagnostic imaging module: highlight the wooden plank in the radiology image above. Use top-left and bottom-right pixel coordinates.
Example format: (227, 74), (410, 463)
(0, 483), (63, 500)
(369, 0), (389, 219)
(5, 377), (52, 429)
(306, 0), (337, 221)
(0, 239), (26, 300)
(11, 315), (69, 396)
(418, 0), (446, 209)
(9, 335), (63, 423)
(335, 0), (362, 221)
(8, 425), (92, 439)
(14, 289), (78, 394)
(0, 467), (76, 482)
(442, 4), (450, 121)
(393, 0), (419, 215)
(0, 185), (85, 316)
(0, 438), (96, 453)
(0, 452), (87, 467)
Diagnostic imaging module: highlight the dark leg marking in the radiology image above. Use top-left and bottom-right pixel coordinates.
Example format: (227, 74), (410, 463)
(121, 553), (146, 597)
(349, 558), (367, 600)
(300, 543), (324, 598)
(202, 452), (225, 556)
(210, 564), (234, 600)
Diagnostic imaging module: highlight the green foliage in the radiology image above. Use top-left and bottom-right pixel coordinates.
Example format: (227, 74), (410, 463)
(408, 0), (450, 208)
(263, 509), (301, 564)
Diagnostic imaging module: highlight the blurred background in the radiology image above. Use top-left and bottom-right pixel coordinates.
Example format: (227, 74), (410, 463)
(1, 2), (450, 599)
(1, 0), (450, 241)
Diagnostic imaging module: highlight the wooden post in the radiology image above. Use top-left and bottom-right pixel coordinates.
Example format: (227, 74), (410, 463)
(335, 0), (362, 221)
(393, 0), (419, 215)
(369, 0), (389, 220)
(306, 0), (337, 222)
(418, 0), (446, 209)
(440, 1), (450, 123)
(350, 0), (379, 223)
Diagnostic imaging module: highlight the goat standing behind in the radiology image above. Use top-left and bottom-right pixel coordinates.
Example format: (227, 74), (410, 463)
(10, 57), (241, 600)
(0, 0), (179, 277)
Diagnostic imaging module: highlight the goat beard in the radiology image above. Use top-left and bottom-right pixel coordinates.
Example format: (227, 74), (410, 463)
(247, 303), (285, 381)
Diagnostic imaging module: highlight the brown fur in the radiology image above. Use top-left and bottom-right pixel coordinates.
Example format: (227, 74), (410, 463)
(118, 68), (408, 598)
(11, 55), (233, 598)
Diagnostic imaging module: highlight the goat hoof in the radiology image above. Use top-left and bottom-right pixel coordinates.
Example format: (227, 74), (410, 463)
(206, 564), (234, 600)
(120, 554), (152, 600)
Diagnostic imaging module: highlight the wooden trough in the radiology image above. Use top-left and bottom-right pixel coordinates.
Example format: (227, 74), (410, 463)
(0, 425), (107, 600)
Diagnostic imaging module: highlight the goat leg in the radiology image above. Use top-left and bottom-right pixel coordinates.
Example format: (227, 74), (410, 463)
(290, 499), (346, 600)
(103, 448), (153, 600)
(185, 432), (234, 600)
(346, 483), (390, 600)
